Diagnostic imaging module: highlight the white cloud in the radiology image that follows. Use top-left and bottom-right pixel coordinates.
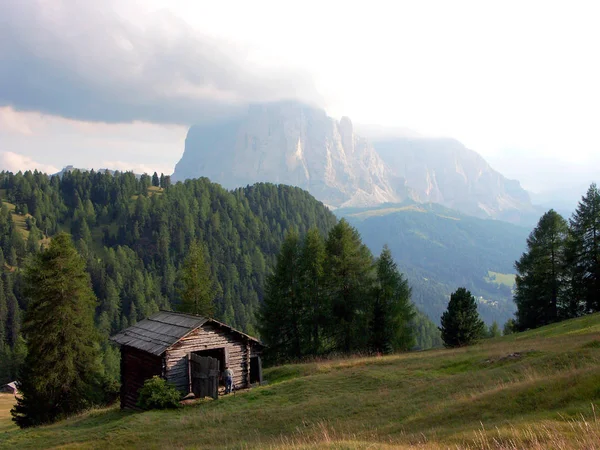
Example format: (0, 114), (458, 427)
(0, 151), (59, 174)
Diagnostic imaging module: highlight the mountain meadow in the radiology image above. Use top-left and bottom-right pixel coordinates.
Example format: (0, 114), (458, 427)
(1, 313), (599, 449)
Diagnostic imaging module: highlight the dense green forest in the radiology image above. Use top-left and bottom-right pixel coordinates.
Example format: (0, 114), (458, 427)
(0, 170), (441, 384)
(339, 202), (530, 325)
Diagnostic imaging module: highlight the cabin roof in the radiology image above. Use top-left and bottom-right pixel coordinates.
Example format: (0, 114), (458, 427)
(110, 310), (262, 356)
(2, 381), (17, 390)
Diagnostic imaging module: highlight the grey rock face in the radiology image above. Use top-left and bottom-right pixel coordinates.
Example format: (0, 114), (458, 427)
(173, 101), (534, 221)
(173, 101), (406, 208)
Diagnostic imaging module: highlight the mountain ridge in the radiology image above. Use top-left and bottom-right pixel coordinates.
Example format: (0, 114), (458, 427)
(173, 101), (536, 223)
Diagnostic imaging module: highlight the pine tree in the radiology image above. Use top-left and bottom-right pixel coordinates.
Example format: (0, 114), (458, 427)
(503, 318), (516, 335)
(324, 219), (375, 352)
(514, 210), (569, 330)
(439, 287), (485, 348)
(568, 183), (600, 313)
(152, 172), (160, 187)
(11, 233), (102, 428)
(370, 245), (415, 353)
(177, 240), (215, 317)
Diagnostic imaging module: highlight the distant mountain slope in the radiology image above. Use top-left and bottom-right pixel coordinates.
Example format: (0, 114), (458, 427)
(372, 137), (538, 225)
(173, 101), (536, 223)
(339, 202), (530, 325)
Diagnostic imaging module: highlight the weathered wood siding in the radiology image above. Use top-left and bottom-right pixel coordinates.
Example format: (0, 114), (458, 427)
(165, 323), (250, 393)
(120, 346), (163, 409)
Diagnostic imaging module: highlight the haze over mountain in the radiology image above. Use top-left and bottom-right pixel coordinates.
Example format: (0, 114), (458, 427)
(174, 102), (537, 223)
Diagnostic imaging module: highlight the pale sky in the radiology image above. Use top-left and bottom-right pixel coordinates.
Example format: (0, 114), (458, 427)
(1, 0), (599, 198)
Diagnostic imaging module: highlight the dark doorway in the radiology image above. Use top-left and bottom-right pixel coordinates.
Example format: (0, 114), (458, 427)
(250, 356), (263, 384)
(194, 348), (226, 371)
(189, 354), (220, 400)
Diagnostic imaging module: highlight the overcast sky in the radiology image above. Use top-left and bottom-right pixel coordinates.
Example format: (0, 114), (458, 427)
(1, 0), (599, 196)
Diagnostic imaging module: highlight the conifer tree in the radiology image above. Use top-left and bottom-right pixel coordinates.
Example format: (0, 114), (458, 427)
(568, 183), (600, 313)
(324, 219), (375, 352)
(152, 172), (160, 187)
(299, 228), (326, 354)
(259, 230), (303, 361)
(488, 321), (501, 338)
(370, 245), (415, 353)
(177, 240), (215, 317)
(439, 287), (485, 348)
(11, 233), (102, 428)
(514, 210), (569, 329)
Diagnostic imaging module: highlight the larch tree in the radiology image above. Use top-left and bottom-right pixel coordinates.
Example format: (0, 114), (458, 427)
(299, 228), (327, 355)
(370, 245), (415, 353)
(568, 183), (600, 314)
(11, 233), (102, 428)
(259, 230), (303, 361)
(177, 240), (215, 317)
(324, 219), (375, 353)
(514, 209), (569, 330)
(439, 287), (485, 348)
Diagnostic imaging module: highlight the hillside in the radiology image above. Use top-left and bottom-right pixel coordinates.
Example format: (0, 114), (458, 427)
(2, 313), (599, 449)
(172, 101), (535, 222)
(339, 202), (530, 326)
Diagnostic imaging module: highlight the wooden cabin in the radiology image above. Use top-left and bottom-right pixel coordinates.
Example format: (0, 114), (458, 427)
(0, 381), (17, 395)
(110, 311), (264, 409)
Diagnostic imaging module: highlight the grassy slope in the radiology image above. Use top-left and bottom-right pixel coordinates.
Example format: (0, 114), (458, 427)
(2, 314), (600, 449)
(0, 396), (16, 434)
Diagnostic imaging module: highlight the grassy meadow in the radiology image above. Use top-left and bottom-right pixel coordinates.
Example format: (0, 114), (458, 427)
(1, 314), (600, 449)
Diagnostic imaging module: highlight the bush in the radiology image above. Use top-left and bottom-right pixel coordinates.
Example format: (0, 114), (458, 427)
(137, 376), (182, 410)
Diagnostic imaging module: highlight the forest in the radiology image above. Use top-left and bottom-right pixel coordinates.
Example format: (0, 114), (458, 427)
(0, 169), (441, 385)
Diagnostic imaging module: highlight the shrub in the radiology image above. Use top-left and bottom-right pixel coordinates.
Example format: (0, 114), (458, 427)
(137, 376), (181, 410)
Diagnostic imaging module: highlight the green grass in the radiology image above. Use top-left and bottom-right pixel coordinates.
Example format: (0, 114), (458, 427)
(2, 314), (600, 449)
(0, 395), (16, 434)
(485, 270), (516, 288)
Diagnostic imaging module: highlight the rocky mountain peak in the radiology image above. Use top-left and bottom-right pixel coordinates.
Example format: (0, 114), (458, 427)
(173, 101), (535, 222)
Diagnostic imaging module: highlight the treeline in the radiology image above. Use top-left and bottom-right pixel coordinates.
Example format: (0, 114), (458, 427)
(259, 221), (415, 362)
(0, 169), (442, 383)
(514, 183), (600, 330)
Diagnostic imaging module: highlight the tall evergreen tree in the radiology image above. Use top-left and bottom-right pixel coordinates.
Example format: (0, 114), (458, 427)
(324, 219), (374, 352)
(514, 210), (569, 330)
(568, 183), (600, 313)
(152, 172), (160, 187)
(299, 228), (327, 355)
(11, 233), (102, 428)
(439, 287), (485, 348)
(370, 245), (415, 353)
(259, 230), (303, 361)
(177, 240), (215, 317)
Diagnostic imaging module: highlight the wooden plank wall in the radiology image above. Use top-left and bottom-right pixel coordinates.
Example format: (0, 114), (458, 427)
(120, 346), (163, 409)
(165, 324), (251, 393)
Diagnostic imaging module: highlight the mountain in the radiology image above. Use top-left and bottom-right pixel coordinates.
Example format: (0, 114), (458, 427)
(338, 201), (530, 325)
(173, 102), (406, 209)
(372, 138), (538, 224)
(173, 101), (535, 222)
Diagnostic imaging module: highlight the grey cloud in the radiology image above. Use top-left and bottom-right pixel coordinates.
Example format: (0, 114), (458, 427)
(0, 1), (323, 125)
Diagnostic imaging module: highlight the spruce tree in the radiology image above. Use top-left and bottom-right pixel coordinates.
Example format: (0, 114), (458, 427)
(514, 210), (569, 329)
(568, 183), (600, 313)
(370, 245), (415, 353)
(177, 240), (215, 317)
(439, 287), (485, 348)
(152, 172), (160, 187)
(11, 233), (102, 428)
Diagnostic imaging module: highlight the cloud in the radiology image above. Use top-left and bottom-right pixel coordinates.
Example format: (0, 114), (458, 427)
(0, 151), (60, 174)
(0, 1), (322, 125)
